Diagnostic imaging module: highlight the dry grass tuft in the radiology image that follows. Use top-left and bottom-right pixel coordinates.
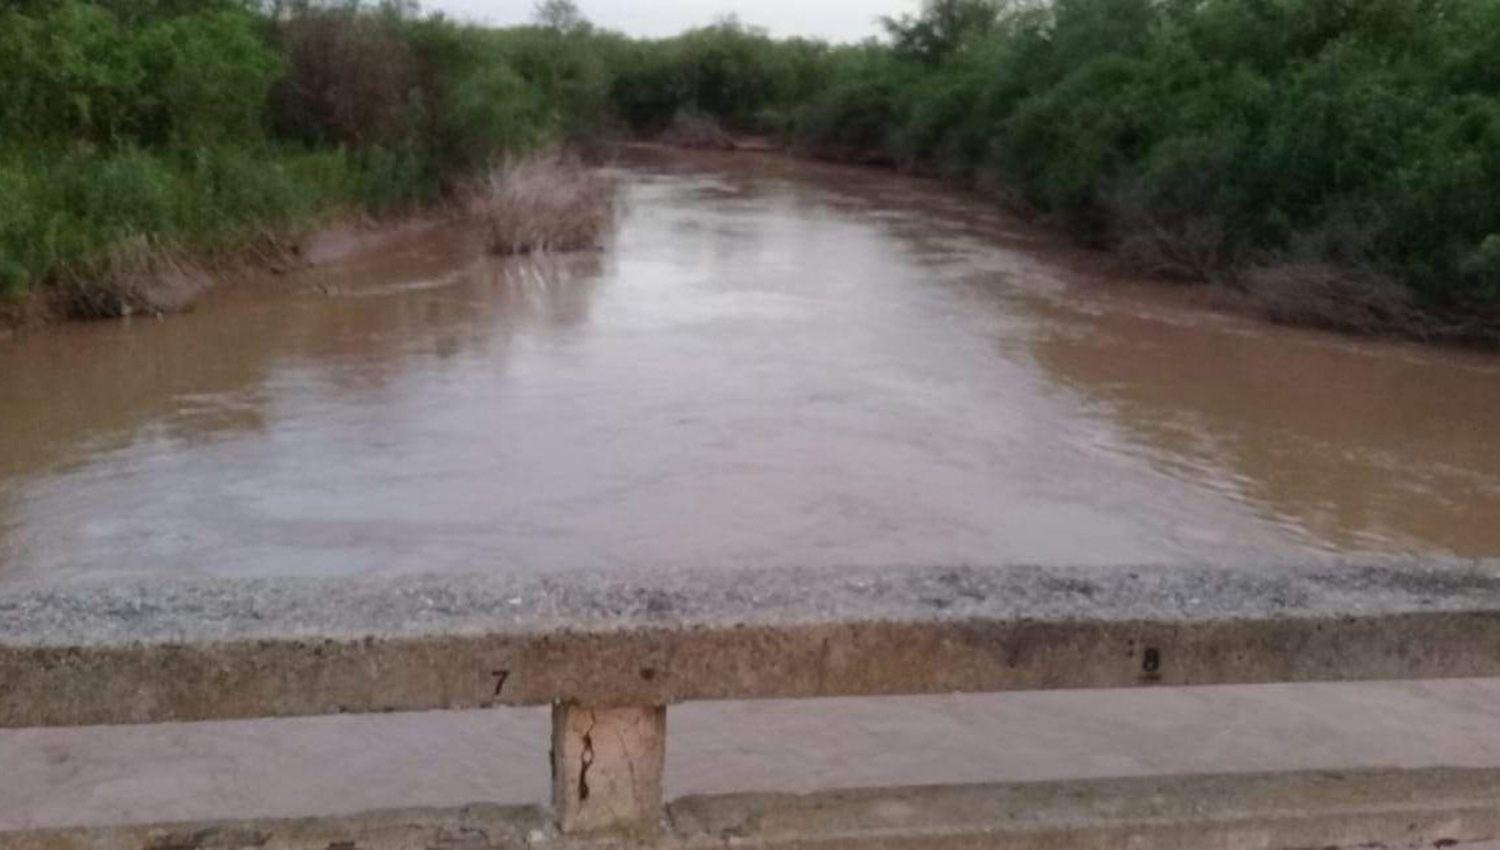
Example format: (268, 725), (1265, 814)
(473, 155), (617, 256)
(51, 236), (211, 320)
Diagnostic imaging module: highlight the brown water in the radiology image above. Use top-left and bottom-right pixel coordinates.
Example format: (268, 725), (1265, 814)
(3, 149), (1499, 587)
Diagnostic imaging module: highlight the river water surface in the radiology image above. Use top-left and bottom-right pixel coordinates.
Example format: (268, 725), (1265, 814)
(3, 149), (1498, 585)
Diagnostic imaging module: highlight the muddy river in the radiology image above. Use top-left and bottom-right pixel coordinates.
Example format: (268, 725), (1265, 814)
(3, 149), (1499, 586)
(6, 149), (1500, 832)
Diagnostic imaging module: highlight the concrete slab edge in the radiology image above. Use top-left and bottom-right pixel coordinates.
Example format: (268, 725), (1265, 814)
(5, 768), (1498, 850)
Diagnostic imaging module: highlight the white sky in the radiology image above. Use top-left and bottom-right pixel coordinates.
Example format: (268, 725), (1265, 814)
(423, 0), (922, 43)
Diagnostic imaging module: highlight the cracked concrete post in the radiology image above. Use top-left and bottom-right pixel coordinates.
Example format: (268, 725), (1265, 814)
(551, 702), (666, 837)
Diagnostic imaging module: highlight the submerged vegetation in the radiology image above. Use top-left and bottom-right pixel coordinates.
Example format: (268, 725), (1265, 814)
(4, 0), (1500, 338)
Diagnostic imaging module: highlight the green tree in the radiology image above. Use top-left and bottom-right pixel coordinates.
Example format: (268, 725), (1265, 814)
(882, 0), (1006, 64)
(534, 0), (589, 35)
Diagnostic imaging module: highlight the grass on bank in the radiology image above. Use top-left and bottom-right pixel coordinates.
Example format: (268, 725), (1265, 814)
(0, 145), (357, 316)
(1, 144), (620, 318)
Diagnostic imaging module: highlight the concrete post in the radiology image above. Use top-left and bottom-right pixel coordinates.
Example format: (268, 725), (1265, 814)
(551, 702), (666, 837)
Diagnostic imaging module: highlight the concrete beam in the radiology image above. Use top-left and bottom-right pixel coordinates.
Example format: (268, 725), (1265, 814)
(6, 768), (1500, 849)
(3, 561), (1500, 728)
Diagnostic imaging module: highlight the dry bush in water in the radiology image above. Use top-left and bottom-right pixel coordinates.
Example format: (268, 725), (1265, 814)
(659, 107), (736, 151)
(1113, 213), (1231, 282)
(1105, 183), (1233, 282)
(1243, 263), (1429, 337)
(475, 156), (617, 256)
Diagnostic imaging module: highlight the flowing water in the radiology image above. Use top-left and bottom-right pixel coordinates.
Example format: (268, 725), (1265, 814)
(3, 149), (1498, 586)
(6, 147), (1500, 831)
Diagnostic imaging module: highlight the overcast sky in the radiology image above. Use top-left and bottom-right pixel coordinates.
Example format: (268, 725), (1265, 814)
(422, 0), (922, 43)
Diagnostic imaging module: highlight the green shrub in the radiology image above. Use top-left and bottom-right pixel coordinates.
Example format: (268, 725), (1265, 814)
(134, 9), (281, 147)
(607, 21), (834, 134)
(410, 19), (552, 179)
(0, 1), (141, 144)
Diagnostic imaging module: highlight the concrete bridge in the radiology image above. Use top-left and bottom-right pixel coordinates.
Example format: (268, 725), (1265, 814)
(3, 561), (1500, 848)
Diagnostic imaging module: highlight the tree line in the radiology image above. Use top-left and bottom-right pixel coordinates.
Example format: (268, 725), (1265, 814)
(3, 0), (1498, 336)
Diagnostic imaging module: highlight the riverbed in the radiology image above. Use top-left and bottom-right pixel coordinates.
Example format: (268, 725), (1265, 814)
(4, 149), (1499, 587)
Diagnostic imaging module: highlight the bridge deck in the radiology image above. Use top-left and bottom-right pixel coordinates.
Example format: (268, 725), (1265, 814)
(5, 561), (1500, 844)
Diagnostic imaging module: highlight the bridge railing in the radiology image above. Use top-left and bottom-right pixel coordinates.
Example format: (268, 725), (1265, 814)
(3, 561), (1500, 843)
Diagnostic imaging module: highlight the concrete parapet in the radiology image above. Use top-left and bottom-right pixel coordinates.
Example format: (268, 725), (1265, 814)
(4, 561), (1500, 729)
(6, 562), (1500, 844)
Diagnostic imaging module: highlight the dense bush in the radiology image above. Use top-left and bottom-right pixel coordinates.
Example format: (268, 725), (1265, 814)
(0, 0), (279, 146)
(6, 0), (1500, 336)
(781, 0), (1500, 330)
(0, 0), (557, 308)
(608, 20), (832, 134)
(269, 8), (420, 150)
(488, 23), (621, 144)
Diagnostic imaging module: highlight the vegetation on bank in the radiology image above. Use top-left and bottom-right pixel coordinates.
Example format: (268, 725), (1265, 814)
(833, 0), (1500, 338)
(1, 0), (563, 316)
(4, 0), (1500, 338)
